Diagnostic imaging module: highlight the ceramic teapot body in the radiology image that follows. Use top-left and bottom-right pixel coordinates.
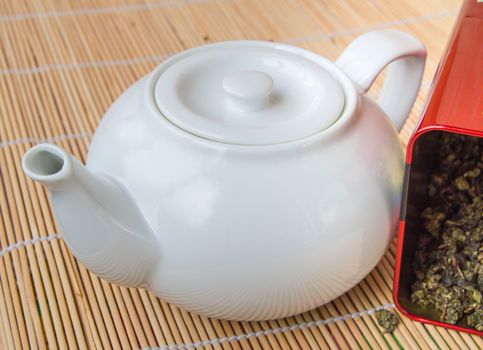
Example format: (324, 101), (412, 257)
(22, 30), (426, 320)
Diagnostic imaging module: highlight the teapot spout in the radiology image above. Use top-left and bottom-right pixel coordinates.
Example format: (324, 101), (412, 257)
(22, 144), (158, 287)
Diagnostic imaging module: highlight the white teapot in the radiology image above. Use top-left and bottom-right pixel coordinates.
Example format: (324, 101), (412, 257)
(22, 30), (425, 320)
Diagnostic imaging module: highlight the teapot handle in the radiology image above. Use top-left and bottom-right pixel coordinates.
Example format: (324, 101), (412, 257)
(336, 30), (426, 132)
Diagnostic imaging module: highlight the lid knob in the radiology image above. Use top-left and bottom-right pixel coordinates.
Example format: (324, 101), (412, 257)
(222, 70), (274, 112)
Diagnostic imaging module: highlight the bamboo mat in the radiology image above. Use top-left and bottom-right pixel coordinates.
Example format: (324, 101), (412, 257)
(0, 0), (481, 349)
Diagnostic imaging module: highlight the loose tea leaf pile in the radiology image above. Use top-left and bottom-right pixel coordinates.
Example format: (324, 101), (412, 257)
(375, 309), (399, 333)
(411, 133), (483, 330)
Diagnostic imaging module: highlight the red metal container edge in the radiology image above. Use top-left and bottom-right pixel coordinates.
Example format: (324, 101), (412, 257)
(393, 0), (483, 336)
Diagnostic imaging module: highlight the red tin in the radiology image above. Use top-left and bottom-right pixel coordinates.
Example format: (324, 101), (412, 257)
(393, 0), (483, 336)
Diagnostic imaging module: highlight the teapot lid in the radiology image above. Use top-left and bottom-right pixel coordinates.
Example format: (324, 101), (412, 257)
(154, 42), (345, 145)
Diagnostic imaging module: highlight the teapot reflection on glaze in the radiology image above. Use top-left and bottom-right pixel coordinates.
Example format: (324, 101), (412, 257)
(22, 30), (426, 320)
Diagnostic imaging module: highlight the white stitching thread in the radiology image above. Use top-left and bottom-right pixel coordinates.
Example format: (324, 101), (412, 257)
(0, 55), (168, 75)
(141, 303), (396, 350)
(284, 10), (457, 44)
(0, 132), (93, 149)
(0, 0), (221, 22)
(0, 234), (396, 350)
(0, 233), (62, 257)
(0, 10), (457, 76)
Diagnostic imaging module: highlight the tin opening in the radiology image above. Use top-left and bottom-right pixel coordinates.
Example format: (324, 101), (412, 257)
(397, 130), (482, 332)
